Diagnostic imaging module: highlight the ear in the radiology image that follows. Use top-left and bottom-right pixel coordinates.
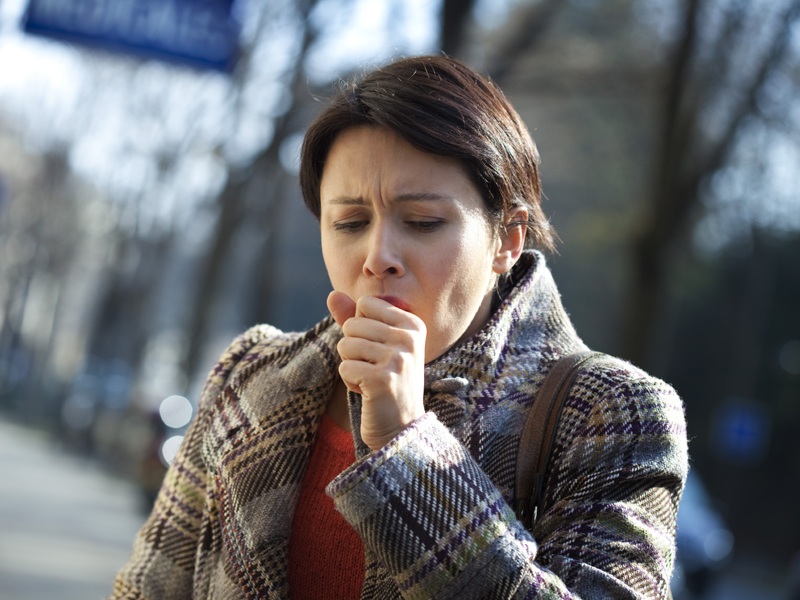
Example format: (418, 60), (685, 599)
(493, 207), (528, 275)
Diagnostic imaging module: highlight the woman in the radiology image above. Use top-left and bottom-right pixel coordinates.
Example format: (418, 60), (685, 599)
(110, 55), (687, 599)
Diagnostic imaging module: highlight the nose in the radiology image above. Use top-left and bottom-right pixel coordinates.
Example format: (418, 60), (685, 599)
(363, 221), (404, 278)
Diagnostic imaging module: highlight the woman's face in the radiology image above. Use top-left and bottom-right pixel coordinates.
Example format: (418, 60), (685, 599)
(320, 126), (515, 363)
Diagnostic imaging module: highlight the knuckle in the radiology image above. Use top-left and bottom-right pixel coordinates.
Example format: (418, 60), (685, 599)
(392, 328), (416, 350)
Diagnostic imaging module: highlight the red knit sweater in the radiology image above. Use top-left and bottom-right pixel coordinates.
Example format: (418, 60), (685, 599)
(288, 414), (364, 598)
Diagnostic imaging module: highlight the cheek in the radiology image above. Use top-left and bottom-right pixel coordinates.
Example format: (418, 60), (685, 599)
(428, 236), (495, 312)
(321, 237), (352, 288)
(320, 237), (335, 278)
(447, 226), (497, 286)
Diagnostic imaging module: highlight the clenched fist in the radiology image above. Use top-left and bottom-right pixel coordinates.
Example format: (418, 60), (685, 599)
(327, 290), (427, 450)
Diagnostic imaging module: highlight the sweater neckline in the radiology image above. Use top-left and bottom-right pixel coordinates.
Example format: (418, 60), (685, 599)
(317, 412), (355, 455)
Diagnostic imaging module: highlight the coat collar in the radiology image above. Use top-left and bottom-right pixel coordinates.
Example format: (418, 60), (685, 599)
(209, 250), (585, 597)
(423, 250), (584, 385)
(345, 250), (586, 456)
(219, 250), (583, 441)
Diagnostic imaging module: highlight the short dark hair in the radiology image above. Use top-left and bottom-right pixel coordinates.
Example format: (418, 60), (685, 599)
(299, 54), (555, 252)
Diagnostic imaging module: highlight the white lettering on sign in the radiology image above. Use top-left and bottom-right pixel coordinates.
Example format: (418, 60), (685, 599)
(25, 0), (237, 66)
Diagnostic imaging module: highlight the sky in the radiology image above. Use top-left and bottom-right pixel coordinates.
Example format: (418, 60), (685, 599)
(0, 0), (443, 231)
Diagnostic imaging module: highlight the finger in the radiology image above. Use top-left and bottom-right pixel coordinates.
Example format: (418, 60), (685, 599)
(356, 296), (425, 330)
(338, 360), (394, 395)
(327, 290), (356, 327)
(337, 335), (388, 364)
(340, 316), (392, 344)
(337, 362), (362, 395)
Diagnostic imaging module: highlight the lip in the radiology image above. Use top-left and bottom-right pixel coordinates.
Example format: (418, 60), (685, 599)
(377, 295), (412, 312)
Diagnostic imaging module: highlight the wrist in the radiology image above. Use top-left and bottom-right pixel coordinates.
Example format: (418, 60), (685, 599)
(363, 411), (425, 450)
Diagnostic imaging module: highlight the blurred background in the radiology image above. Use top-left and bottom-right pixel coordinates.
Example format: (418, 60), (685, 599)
(0, 0), (799, 598)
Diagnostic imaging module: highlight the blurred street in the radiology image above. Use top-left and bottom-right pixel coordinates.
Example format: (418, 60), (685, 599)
(672, 558), (790, 600)
(2, 2), (800, 596)
(0, 415), (793, 600)
(0, 417), (145, 600)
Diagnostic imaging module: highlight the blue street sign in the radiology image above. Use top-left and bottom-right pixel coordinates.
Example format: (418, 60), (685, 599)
(22, 0), (240, 72)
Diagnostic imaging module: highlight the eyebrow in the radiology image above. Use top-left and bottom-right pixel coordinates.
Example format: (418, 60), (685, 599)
(325, 192), (455, 206)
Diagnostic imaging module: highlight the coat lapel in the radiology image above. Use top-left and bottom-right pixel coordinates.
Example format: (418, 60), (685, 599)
(211, 321), (341, 598)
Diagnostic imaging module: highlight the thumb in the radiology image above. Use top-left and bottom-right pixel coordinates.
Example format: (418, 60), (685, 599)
(327, 290), (356, 327)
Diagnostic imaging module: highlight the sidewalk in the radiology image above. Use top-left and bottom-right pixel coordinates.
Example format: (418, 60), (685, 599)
(0, 418), (146, 600)
(1, 417), (791, 600)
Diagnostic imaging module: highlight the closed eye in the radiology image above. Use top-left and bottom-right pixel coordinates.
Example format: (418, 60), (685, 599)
(408, 220), (444, 232)
(333, 220), (368, 233)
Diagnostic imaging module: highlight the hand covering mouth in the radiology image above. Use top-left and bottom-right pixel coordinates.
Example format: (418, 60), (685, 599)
(376, 295), (412, 312)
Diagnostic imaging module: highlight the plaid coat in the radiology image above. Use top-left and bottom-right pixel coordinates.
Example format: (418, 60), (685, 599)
(110, 251), (687, 599)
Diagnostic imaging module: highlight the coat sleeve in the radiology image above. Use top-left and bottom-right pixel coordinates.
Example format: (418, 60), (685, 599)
(326, 367), (688, 599)
(108, 326), (269, 600)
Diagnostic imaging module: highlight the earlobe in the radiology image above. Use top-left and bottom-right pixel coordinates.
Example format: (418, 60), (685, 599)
(493, 207), (528, 275)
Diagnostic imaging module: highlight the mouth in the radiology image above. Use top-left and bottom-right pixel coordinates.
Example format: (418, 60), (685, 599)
(377, 295), (412, 312)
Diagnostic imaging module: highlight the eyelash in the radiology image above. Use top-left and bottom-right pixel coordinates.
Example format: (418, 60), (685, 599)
(409, 220), (443, 232)
(333, 221), (367, 233)
(332, 220), (444, 233)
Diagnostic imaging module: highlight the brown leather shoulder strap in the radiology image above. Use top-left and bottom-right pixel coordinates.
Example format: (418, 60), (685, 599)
(514, 351), (605, 530)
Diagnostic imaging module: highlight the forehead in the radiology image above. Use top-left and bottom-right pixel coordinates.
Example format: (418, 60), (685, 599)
(320, 126), (480, 203)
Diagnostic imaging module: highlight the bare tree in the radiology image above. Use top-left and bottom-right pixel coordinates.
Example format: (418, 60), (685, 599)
(181, 0), (323, 383)
(620, 0), (800, 366)
(440, 0), (479, 57)
(484, 0), (566, 83)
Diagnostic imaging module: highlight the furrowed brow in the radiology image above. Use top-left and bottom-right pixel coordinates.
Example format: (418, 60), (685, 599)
(325, 192), (454, 206)
(326, 196), (368, 206)
(394, 192), (454, 203)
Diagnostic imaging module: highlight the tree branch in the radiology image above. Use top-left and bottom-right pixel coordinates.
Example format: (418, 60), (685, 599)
(440, 0), (479, 57)
(486, 0), (566, 84)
